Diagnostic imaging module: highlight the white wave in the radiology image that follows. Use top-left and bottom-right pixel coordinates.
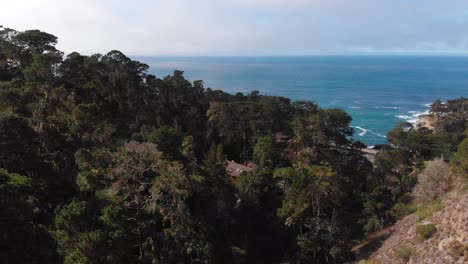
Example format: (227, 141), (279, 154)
(407, 110), (430, 117)
(415, 110), (430, 117)
(351, 126), (387, 138)
(396, 109), (431, 124)
(352, 126), (368, 136)
(395, 115), (412, 120)
(395, 114), (419, 124)
(374, 106), (399, 109)
(348, 106), (361, 109)
(423, 103), (432, 108)
(413, 110), (429, 117)
(376, 133), (387, 138)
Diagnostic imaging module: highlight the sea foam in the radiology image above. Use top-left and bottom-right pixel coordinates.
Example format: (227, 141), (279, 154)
(351, 126), (387, 138)
(395, 107), (431, 124)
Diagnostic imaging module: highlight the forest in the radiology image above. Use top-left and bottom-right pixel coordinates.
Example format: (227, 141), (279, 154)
(1, 26), (467, 263)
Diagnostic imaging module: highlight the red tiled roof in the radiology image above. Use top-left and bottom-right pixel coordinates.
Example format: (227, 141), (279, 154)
(226, 160), (254, 178)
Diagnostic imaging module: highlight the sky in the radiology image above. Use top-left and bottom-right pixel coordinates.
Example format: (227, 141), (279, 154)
(2, 0), (468, 56)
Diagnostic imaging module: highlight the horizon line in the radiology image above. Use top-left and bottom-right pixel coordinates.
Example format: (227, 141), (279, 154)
(131, 52), (468, 58)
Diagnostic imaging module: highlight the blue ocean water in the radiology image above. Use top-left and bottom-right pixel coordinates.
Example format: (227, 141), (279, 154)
(137, 56), (468, 146)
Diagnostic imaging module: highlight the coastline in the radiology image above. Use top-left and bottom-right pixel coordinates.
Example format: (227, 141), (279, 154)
(414, 113), (438, 130)
(149, 56), (468, 147)
(362, 107), (436, 152)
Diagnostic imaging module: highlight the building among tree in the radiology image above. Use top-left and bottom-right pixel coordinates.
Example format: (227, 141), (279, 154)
(226, 160), (255, 180)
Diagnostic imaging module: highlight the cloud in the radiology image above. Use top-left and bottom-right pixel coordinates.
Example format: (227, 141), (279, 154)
(0, 0), (120, 53)
(1, 0), (468, 55)
(223, 0), (327, 9)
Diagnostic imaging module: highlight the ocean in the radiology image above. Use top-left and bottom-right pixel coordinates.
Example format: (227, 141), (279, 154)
(137, 56), (468, 146)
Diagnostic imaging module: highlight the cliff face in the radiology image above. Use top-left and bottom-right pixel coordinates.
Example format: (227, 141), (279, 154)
(354, 174), (468, 264)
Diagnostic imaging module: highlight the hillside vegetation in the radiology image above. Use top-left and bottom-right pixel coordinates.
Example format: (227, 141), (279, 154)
(0, 26), (467, 263)
(354, 159), (467, 263)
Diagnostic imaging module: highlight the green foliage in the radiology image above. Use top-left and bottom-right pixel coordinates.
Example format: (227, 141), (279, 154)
(360, 186), (394, 234)
(416, 198), (443, 221)
(0, 168), (32, 192)
(395, 246), (413, 263)
(362, 214), (383, 235)
(406, 131), (464, 159)
(203, 144), (227, 185)
(235, 169), (275, 207)
(451, 138), (468, 177)
(388, 114), (465, 160)
(181, 135), (198, 171)
(53, 200), (106, 264)
(0, 167), (61, 262)
(14, 29), (58, 54)
(277, 165), (335, 222)
(416, 223), (437, 242)
(387, 202), (417, 222)
(0, 112), (39, 172)
(2, 25), (466, 263)
(253, 135), (279, 167)
(435, 114), (465, 133)
(276, 164), (354, 262)
(75, 148), (111, 192)
(374, 148), (414, 196)
(146, 125), (181, 159)
(387, 122), (413, 147)
(0, 168), (36, 231)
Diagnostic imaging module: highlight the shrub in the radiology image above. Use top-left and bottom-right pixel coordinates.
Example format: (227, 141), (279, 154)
(398, 193), (414, 204)
(395, 246), (412, 263)
(387, 202), (417, 222)
(416, 198), (443, 221)
(416, 223), (437, 242)
(362, 214), (383, 235)
(451, 138), (468, 178)
(413, 159), (454, 202)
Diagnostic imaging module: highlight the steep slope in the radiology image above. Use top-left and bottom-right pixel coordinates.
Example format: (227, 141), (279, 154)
(354, 171), (467, 263)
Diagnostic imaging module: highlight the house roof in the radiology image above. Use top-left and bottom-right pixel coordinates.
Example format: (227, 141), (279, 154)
(275, 132), (290, 143)
(226, 160), (254, 178)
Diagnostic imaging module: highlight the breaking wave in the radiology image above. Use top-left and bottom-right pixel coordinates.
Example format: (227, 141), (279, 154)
(351, 126), (387, 138)
(395, 109), (431, 124)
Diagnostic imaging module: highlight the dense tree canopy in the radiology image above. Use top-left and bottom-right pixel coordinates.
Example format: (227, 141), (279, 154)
(1, 26), (466, 264)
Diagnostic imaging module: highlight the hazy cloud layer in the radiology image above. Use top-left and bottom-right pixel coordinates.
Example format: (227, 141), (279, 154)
(2, 0), (468, 55)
